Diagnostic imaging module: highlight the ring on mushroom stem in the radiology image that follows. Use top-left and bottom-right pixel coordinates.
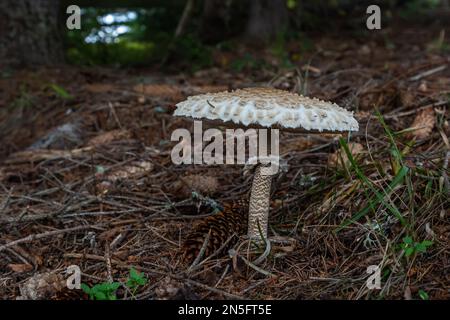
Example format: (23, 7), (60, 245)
(174, 87), (359, 245)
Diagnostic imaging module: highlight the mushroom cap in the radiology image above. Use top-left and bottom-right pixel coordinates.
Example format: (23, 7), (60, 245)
(174, 87), (359, 132)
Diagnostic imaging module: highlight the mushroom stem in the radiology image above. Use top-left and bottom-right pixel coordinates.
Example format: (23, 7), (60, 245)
(248, 164), (272, 241)
(248, 128), (274, 242)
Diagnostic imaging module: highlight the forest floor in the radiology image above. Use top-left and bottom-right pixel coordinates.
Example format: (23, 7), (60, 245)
(0, 24), (449, 300)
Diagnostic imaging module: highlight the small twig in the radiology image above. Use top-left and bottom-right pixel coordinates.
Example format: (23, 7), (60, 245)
(0, 184), (13, 214)
(65, 253), (126, 266)
(381, 101), (448, 120)
(110, 232), (126, 250)
(189, 233), (238, 272)
(185, 279), (244, 300)
(214, 265), (230, 289)
(443, 151), (450, 194)
(228, 248), (276, 278)
(108, 102), (123, 129)
(409, 64), (447, 81)
(188, 229), (211, 271)
(240, 255), (276, 278)
(241, 279), (270, 294)
(0, 225), (97, 252)
(105, 242), (114, 283)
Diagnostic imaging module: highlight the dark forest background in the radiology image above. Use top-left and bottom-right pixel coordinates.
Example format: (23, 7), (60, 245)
(1, 0), (448, 70)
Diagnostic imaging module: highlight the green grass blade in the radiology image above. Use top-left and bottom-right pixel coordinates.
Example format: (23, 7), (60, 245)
(49, 83), (73, 100)
(335, 165), (408, 232)
(335, 138), (408, 232)
(375, 110), (403, 172)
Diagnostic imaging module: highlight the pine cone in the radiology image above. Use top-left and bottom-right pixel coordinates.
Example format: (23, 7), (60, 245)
(182, 199), (248, 263)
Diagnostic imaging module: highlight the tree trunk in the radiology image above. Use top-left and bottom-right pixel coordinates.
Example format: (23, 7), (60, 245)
(0, 0), (63, 67)
(200, 0), (234, 43)
(245, 0), (288, 44)
(200, 0), (289, 44)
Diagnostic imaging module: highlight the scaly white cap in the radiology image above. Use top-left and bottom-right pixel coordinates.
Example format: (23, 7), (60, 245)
(174, 87), (359, 132)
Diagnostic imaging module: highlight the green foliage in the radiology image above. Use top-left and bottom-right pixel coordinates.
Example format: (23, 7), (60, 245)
(81, 282), (121, 300)
(376, 111), (404, 174)
(418, 289), (430, 300)
(126, 267), (148, 291)
(427, 30), (450, 53)
(231, 54), (268, 73)
(335, 130), (408, 232)
(398, 0), (441, 18)
(270, 33), (294, 68)
(67, 41), (156, 66)
(65, 7), (178, 66)
(171, 35), (213, 71)
(81, 267), (147, 300)
(400, 236), (433, 257)
(286, 0), (298, 10)
(10, 86), (34, 109)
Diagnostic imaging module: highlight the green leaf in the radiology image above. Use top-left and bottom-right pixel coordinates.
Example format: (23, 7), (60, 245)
(129, 267), (140, 279)
(108, 294), (117, 300)
(127, 267), (147, 289)
(95, 291), (107, 300)
(109, 282), (121, 291)
(418, 289), (429, 300)
(421, 240), (433, 247)
(405, 247), (415, 257)
(126, 279), (137, 289)
(48, 83), (73, 100)
(93, 283), (108, 291)
(403, 236), (413, 244)
(415, 243), (427, 252)
(88, 281), (121, 300)
(80, 283), (91, 294)
(126, 267), (147, 289)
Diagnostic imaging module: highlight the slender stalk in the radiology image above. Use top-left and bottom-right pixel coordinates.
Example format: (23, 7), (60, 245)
(247, 129), (273, 241)
(247, 164), (272, 241)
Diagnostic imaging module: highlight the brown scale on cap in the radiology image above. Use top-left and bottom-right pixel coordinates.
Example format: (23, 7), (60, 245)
(182, 199), (249, 264)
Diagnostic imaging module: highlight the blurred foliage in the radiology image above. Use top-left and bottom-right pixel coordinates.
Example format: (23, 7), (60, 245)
(170, 35), (213, 71)
(10, 86), (35, 109)
(66, 6), (180, 66)
(231, 53), (268, 73)
(398, 0), (442, 18)
(67, 41), (156, 66)
(427, 30), (450, 53)
(270, 33), (295, 68)
(64, 0), (446, 68)
(65, 5), (215, 69)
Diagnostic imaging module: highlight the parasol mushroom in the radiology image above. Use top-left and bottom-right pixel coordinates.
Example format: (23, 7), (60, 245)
(173, 87), (359, 242)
